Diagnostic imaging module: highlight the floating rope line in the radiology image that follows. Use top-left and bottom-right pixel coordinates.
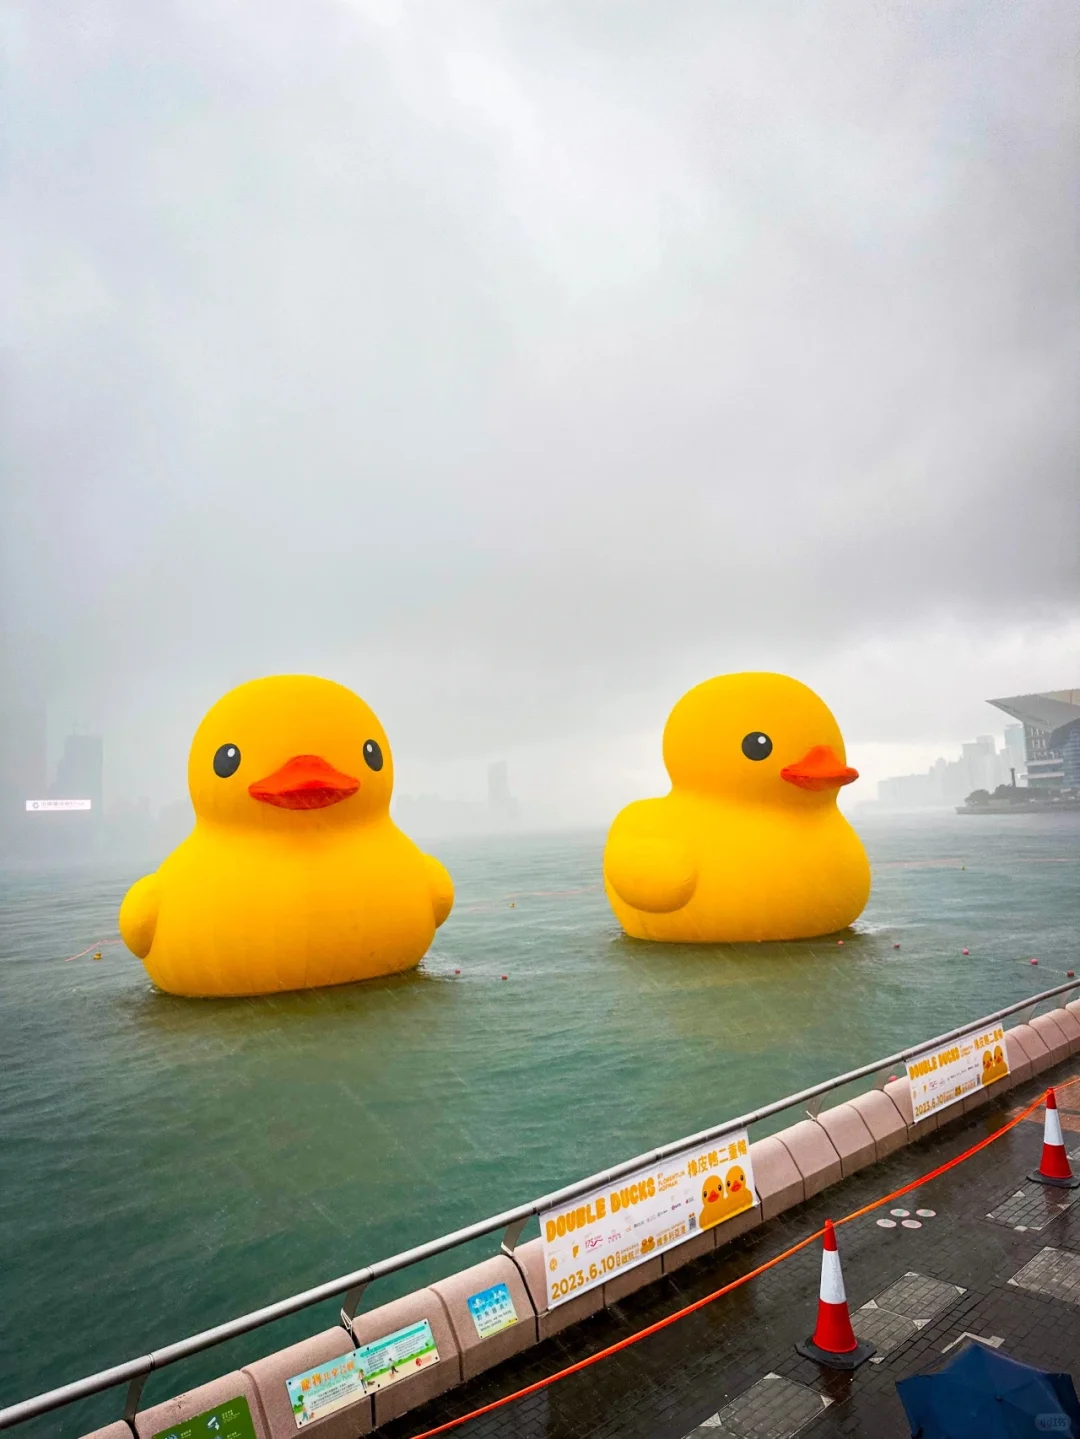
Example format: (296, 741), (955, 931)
(64, 938), (122, 962)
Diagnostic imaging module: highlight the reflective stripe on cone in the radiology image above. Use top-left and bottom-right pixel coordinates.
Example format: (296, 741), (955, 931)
(819, 1243), (846, 1307)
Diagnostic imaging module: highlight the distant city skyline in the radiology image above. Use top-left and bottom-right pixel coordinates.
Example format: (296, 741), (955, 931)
(4, 685), (1078, 850)
(394, 760), (523, 840)
(876, 688), (1080, 809)
(1, 697), (531, 858)
(876, 729), (1022, 810)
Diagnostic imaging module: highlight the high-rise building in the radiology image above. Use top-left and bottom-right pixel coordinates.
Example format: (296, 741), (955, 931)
(961, 736), (999, 794)
(987, 691), (1080, 789)
(395, 762), (523, 836)
(51, 732), (104, 811)
(1003, 725), (1026, 784)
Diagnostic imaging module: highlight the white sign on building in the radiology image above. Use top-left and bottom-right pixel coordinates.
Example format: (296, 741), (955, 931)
(25, 799), (93, 812)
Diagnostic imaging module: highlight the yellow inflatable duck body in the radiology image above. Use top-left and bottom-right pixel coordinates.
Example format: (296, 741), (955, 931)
(698, 1172), (728, 1230)
(722, 1164), (754, 1219)
(604, 673), (870, 942)
(119, 675), (454, 997)
(981, 1044), (1009, 1086)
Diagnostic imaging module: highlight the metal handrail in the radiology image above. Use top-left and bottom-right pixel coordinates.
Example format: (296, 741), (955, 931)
(3, 976), (1077, 1432)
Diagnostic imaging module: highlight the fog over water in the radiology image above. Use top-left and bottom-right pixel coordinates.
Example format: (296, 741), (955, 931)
(3, 1), (1078, 826)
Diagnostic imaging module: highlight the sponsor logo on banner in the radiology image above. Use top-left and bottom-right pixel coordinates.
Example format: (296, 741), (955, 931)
(907, 1023), (1009, 1121)
(539, 1130), (757, 1308)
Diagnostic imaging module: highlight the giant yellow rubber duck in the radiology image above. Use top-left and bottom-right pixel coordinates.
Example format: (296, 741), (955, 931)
(603, 673), (869, 942)
(119, 675), (454, 997)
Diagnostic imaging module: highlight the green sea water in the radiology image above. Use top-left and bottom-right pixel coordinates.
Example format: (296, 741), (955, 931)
(2, 812), (1078, 1434)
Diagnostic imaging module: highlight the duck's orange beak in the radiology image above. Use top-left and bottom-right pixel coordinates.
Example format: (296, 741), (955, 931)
(780, 745), (858, 791)
(249, 755), (360, 810)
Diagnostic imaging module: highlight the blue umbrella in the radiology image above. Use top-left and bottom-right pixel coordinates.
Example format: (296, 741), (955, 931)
(897, 1341), (1080, 1438)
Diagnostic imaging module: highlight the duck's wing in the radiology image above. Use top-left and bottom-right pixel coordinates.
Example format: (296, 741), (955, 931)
(421, 853), (454, 928)
(604, 818), (697, 914)
(118, 872), (160, 958)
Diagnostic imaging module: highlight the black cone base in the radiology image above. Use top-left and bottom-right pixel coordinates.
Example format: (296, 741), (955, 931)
(1028, 1169), (1080, 1189)
(796, 1336), (876, 1370)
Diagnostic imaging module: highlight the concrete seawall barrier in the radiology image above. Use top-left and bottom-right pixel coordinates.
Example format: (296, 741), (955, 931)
(9, 988), (1074, 1439)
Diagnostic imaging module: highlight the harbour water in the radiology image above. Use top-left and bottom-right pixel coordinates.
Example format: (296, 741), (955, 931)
(2, 811), (1078, 1433)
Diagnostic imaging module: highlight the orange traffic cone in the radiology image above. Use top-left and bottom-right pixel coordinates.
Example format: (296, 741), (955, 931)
(795, 1219), (875, 1369)
(1028, 1089), (1080, 1189)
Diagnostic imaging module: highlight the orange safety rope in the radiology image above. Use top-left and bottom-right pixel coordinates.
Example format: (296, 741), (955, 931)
(408, 1077), (1080, 1439)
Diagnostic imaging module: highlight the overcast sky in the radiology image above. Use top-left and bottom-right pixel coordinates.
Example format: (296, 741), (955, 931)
(3, 0), (1078, 822)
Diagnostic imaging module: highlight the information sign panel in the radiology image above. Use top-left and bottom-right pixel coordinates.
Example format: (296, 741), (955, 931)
(354, 1319), (439, 1393)
(466, 1282), (519, 1339)
(540, 1129), (756, 1309)
(906, 1022), (1009, 1121)
(286, 1352), (367, 1428)
(153, 1396), (257, 1439)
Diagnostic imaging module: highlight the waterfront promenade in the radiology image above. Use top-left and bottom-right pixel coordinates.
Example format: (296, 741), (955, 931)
(6, 981), (1080, 1439)
(385, 1063), (1080, 1439)
(6, 816), (1077, 1427)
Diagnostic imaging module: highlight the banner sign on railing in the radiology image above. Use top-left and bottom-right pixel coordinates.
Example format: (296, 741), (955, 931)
(540, 1129), (757, 1308)
(906, 1021), (1009, 1122)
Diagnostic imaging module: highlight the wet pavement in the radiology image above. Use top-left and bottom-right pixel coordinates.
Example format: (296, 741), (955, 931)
(382, 1063), (1080, 1439)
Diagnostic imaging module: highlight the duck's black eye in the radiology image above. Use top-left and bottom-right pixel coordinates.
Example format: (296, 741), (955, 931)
(213, 744), (241, 778)
(362, 739), (383, 772)
(741, 732), (773, 761)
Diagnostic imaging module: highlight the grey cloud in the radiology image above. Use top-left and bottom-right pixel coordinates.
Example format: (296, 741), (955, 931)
(3, 0), (1077, 808)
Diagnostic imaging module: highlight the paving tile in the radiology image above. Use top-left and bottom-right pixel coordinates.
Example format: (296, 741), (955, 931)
(869, 1272), (966, 1325)
(850, 1306), (918, 1358)
(985, 1185), (1079, 1231)
(687, 1373), (831, 1439)
(1008, 1246), (1080, 1308)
